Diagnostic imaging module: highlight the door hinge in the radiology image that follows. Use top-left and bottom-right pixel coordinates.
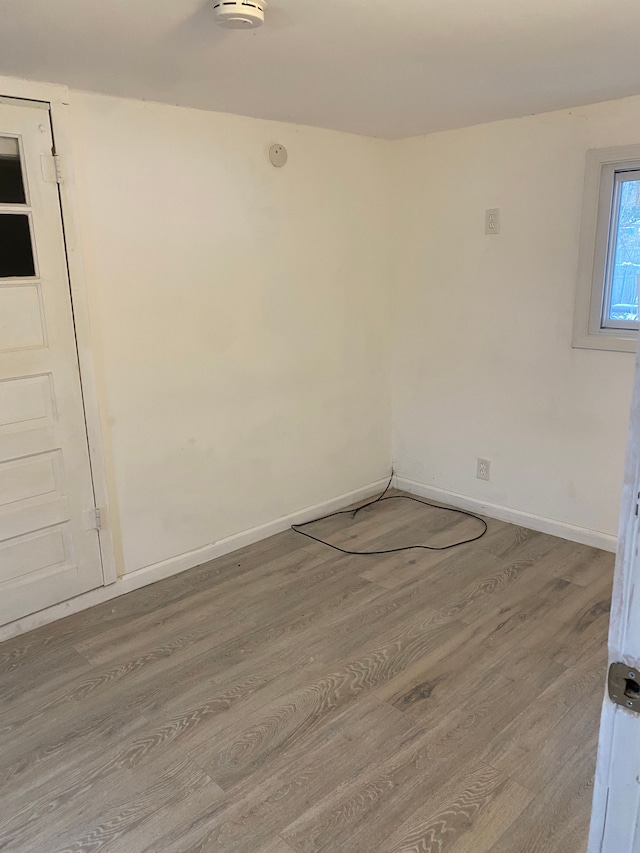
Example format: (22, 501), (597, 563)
(41, 153), (63, 185)
(83, 507), (102, 532)
(608, 662), (640, 712)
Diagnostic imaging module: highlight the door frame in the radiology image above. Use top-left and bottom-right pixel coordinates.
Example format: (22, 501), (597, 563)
(0, 76), (118, 587)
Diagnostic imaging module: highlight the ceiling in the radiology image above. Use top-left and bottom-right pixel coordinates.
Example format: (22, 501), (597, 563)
(0, 0), (639, 139)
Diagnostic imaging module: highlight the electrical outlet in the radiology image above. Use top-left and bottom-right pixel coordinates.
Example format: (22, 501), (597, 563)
(485, 208), (500, 235)
(477, 458), (491, 481)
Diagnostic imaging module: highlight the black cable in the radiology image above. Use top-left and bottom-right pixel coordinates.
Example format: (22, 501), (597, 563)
(291, 470), (488, 556)
(351, 470), (395, 518)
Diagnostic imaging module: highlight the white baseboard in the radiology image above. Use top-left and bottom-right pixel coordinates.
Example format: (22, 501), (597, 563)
(396, 476), (617, 554)
(0, 478), (388, 643)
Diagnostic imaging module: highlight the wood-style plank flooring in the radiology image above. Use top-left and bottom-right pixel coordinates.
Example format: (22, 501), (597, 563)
(0, 492), (614, 853)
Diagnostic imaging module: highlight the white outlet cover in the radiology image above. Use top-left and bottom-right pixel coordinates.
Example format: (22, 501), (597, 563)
(485, 208), (500, 235)
(477, 458), (491, 481)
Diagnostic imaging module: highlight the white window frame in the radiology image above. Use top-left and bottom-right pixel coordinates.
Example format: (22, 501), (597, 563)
(573, 145), (640, 353)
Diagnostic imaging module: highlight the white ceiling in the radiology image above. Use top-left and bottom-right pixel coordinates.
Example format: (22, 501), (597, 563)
(1, 0), (639, 139)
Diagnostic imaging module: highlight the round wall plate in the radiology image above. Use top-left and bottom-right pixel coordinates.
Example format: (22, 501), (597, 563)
(269, 144), (288, 167)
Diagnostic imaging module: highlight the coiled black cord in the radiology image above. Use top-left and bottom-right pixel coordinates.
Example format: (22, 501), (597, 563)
(291, 471), (488, 556)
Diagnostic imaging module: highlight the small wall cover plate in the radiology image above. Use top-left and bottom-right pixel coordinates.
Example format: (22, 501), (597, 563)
(269, 145), (288, 167)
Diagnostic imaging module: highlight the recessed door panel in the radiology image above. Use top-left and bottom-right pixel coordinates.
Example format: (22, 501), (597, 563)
(0, 283), (45, 351)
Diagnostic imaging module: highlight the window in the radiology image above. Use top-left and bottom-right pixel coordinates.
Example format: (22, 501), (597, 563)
(573, 146), (640, 352)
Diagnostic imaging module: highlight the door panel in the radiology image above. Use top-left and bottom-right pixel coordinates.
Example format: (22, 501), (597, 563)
(0, 283), (45, 350)
(0, 451), (62, 507)
(0, 101), (103, 626)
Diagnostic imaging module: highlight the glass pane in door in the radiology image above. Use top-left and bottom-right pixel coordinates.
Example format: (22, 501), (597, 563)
(0, 214), (35, 276)
(0, 138), (26, 204)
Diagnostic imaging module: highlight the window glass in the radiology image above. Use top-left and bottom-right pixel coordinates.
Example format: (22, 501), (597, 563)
(607, 176), (640, 325)
(0, 214), (35, 277)
(0, 137), (26, 204)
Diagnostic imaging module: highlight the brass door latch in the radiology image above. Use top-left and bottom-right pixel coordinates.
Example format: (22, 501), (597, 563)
(609, 662), (640, 712)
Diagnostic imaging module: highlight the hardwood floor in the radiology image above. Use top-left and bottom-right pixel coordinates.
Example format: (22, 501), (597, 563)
(0, 492), (614, 853)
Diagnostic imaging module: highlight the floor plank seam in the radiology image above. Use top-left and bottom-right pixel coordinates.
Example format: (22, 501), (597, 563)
(277, 834), (297, 852)
(70, 644), (96, 664)
(356, 572), (393, 590)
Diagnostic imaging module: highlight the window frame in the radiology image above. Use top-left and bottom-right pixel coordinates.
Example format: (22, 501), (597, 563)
(573, 145), (640, 353)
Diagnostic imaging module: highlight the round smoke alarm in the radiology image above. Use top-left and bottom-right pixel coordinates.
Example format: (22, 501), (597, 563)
(213, 0), (266, 29)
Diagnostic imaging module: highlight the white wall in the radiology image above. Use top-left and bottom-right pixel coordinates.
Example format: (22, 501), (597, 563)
(67, 93), (392, 575)
(4, 74), (637, 594)
(392, 96), (640, 543)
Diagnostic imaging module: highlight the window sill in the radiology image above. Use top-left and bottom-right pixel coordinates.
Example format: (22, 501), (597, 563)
(572, 329), (637, 353)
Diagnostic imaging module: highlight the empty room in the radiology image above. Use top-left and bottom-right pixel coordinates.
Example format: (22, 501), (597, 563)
(2, 1), (640, 851)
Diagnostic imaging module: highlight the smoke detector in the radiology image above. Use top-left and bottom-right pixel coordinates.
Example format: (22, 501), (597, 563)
(213, 1), (267, 29)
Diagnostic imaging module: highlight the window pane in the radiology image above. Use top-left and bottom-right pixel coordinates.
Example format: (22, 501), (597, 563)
(0, 214), (35, 277)
(0, 138), (26, 204)
(609, 178), (640, 323)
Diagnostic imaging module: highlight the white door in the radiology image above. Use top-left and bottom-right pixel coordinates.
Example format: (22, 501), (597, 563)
(589, 324), (640, 851)
(0, 99), (103, 626)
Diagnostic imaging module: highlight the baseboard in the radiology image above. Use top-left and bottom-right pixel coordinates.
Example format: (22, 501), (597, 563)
(396, 476), (618, 554)
(0, 477), (388, 643)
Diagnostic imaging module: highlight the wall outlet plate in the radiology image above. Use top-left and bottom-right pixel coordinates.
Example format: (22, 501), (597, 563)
(485, 208), (500, 235)
(477, 458), (491, 481)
